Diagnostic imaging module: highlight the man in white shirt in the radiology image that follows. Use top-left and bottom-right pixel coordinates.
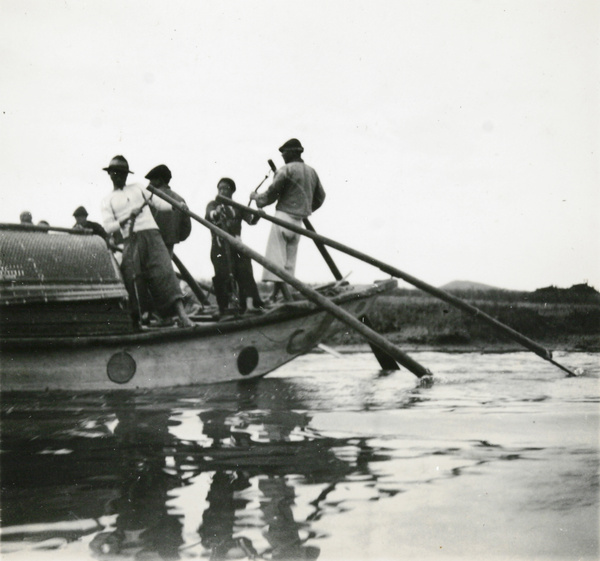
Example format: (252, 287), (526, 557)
(100, 155), (193, 328)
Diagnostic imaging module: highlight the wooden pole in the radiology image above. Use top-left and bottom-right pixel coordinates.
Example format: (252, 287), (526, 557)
(171, 253), (210, 305)
(149, 186), (433, 378)
(360, 315), (400, 370)
(302, 217), (343, 281)
(214, 196), (579, 378)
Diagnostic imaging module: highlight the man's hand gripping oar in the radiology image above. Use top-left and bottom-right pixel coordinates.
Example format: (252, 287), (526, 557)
(245, 159), (276, 225)
(121, 193), (153, 237)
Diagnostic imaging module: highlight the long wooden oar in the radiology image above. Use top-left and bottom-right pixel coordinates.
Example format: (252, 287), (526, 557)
(172, 253), (210, 305)
(303, 217), (343, 281)
(149, 186), (433, 379)
(214, 196), (579, 378)
(360, 315), (400, 370)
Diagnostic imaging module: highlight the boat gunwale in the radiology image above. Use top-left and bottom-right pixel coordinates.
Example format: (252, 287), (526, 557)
(0, 280), (395, 350)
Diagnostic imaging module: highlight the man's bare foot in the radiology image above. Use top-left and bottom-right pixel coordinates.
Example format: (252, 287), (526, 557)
(179, 316), (194, 328)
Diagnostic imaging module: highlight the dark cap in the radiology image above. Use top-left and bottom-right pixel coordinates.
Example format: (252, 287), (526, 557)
(103, 155), (133, 174)
(73, 206), (88, 217)
(278, 138), (304, 153)
(145, 164), (172, 183)
(217, 177), (236, 193)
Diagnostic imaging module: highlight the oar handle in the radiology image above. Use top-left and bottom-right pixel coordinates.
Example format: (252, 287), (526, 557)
(213, 195), (580, 376)
(149, 186), (433, 378)
(250, 160), (277, 196)
(246, 159), (277, 222)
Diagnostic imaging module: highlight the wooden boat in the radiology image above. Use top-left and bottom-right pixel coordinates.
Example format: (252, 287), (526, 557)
(0, 224), (396, 391)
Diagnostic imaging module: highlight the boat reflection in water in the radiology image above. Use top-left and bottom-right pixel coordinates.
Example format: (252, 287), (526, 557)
(1, 379), (387, 560)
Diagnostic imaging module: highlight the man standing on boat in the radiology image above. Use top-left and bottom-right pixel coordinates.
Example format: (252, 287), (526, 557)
(100, 155), (193, 328)
(206, 178), (265, 315)
(249, 138), (325, 302)
(144, 164), (192, 257)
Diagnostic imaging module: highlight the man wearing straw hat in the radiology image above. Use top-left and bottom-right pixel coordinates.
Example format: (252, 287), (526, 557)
(100, 155), (193, 328)
(250, 138), (325, 302)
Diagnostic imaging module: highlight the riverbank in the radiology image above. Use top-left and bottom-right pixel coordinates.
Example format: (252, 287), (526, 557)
(318, 341), (599, 355)
(322, 292), (600, 353)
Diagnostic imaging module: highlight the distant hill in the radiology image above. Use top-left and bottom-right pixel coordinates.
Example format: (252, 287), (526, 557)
(438, 280), (600, 303)
(440, 280), (503, 292)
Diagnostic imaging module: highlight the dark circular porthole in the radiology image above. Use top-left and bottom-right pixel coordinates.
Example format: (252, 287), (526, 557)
(238, 346), (259, 376)
(107, 351), (136, 384)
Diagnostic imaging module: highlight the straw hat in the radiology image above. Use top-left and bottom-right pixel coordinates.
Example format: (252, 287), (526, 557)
(103, 155), (133, 174)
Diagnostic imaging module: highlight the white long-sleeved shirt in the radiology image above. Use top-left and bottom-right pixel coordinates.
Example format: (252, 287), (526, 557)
(101, 183), (172, 239)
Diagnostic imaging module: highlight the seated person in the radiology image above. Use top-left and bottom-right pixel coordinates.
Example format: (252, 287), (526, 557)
(19, 211), (33, 225)
(73, 206), (109, 240)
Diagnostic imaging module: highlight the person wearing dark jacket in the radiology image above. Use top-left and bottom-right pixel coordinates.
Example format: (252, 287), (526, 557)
(145, 165), (192, 257)
(73, 206), (109, 240)
(206, 178), (264, 315)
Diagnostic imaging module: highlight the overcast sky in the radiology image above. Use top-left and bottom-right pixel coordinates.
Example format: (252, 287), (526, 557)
(1, 0), (598, 291)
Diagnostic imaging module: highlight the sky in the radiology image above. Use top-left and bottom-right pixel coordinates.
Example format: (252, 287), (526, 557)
(1, 0), (598, 291)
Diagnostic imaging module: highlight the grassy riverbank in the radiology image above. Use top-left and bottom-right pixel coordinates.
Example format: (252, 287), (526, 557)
(323, 284), (600, 352)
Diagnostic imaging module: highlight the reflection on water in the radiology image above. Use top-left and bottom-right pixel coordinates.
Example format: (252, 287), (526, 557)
(1, 352), (599, 560)
(1, 378), (383, 560)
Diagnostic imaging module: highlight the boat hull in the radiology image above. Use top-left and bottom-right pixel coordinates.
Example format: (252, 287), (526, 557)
(1, 284), (384, 391)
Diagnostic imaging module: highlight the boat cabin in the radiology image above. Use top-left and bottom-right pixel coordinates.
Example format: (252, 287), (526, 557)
(0, 224), (134, 337)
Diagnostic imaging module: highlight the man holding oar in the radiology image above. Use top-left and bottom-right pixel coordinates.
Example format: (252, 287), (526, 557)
(250, 138), (325, 302)
(207, 178), (264, 316)
(100, 155), (193, 328)
(144, 164), (191, 257)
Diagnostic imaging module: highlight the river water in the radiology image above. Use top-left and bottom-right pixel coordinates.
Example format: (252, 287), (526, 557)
(1, 351), (598, 561)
